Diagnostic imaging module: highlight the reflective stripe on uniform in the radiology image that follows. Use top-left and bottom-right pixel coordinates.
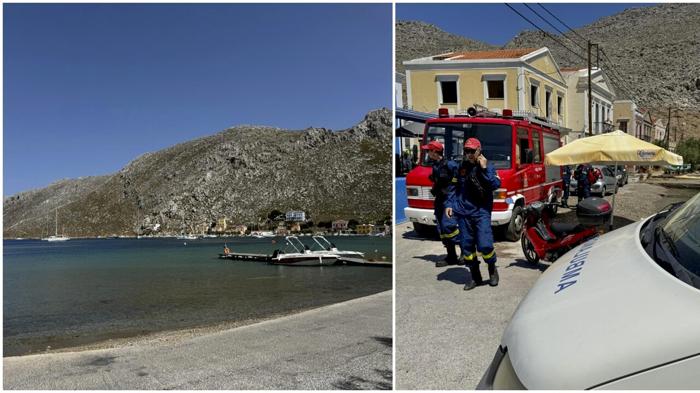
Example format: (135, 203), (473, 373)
(440, 229), (459, 239)
(463, 253), (476, 261)
(451, 177), (458, 183)
(482, 249), (496, 260)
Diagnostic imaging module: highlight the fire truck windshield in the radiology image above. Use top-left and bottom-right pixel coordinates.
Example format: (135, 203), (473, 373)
(422, 123), (512, 169)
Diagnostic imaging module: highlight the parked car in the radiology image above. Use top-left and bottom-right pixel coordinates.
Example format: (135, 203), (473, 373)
(606, 165), (628, 187)
(570, 165), (618, 196)
(477, 191), (700, 389)
(664, 164), (692, 175)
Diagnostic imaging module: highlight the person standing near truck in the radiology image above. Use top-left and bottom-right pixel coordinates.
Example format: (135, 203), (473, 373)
(423, 140), (460, 267)
(561, 165), (572, 208)
(574, 163), (593, 203)
(446, 138), (501, 290)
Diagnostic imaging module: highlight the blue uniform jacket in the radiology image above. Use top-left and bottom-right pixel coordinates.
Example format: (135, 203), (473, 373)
(446, 161), (501, 217)
(430, 159), (460, 206)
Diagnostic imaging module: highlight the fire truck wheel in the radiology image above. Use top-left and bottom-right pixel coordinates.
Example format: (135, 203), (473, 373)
(412, 222), (436, 238)
(505, 205), (524, 242)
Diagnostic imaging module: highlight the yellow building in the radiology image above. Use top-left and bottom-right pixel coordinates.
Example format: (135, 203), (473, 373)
(355, 224), (375, 235)
(404, 47), (568, 127)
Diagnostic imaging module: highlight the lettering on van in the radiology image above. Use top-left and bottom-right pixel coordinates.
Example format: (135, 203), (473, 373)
(554, 237), (599, 294)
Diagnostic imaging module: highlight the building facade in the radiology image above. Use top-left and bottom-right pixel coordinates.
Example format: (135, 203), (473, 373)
(404, 47), (569, 128)
(613, 100), (643, 137)
(332, 220), (348, 231)
(285, 211), (306, 222)
(561, 67), (616, 141)
(654, 118), (667, 142)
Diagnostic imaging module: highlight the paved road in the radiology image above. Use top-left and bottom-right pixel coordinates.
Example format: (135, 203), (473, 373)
(395, 222), (542, 390)
(4, 291), (392, 390)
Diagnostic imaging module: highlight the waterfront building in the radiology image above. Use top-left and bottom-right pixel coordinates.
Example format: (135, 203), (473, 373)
(285, 211), (306, 222)
(332, 220), (348, 231)
(356, 224), (375, 235)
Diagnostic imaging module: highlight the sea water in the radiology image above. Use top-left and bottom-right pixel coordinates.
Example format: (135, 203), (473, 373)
(3, 236), (392, 356)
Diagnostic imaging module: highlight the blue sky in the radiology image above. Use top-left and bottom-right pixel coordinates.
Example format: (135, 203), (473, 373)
(397, 3), (654, 46)
(4, 4), (392, 196)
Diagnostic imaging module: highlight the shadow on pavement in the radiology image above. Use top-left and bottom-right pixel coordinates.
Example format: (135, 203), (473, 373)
(401, 231), (439, 241)
(372, 336), (392, 348)
(415, 254), (446, 264)
(437, 267), (467, 285)
(506, 258), (549, 272)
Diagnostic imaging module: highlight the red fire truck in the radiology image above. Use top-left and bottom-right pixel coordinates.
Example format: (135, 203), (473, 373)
(404, 107), (564, 241)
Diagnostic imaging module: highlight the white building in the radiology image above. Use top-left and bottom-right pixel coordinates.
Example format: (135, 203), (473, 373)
(561, 67), (616, 142)
(285, 210), (306, 222)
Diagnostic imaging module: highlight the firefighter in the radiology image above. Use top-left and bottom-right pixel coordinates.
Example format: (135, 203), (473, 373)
(423, 140), (460, 267)
(446, 138), (501, 290)
(561, 165), (572, 208)
(574, 163), (593, 202)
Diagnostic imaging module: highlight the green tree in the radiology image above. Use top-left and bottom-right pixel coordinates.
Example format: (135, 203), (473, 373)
(652, 139), (668, 149)
(317, 221), (332, 229)
(676, 138), (700, 170)
(268, 209), (283, 221)
(348, 219), (359, 229)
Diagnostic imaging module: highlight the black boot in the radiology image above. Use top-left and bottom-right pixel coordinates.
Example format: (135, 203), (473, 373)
(446, 244), (459, 265)
(487, 263), (499, 287)
(464, 263), (484, 291)
(435, 259), (448, 268)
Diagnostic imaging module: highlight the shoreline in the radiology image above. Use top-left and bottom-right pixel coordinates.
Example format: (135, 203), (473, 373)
(4, 290), (392, 359)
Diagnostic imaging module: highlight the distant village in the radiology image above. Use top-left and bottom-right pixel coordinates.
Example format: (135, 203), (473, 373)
(140, 210), (392, 238)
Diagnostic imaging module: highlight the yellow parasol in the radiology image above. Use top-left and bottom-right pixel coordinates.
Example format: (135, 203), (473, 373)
(544, 130), (683, 228)
(544, 130), (683, 166)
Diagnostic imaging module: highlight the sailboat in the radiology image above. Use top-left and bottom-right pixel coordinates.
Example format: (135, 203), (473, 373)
(43, 208), (70, 242)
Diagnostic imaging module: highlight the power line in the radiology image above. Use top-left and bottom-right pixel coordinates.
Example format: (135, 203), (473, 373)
(504, 3), (587, 63)
(523, 3), (587, 53)
(537, 3), (589, 44)
(531, 3), (642, 103)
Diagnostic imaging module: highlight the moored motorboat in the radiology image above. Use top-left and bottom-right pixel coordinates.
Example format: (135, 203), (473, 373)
(270, 236), (339, 266)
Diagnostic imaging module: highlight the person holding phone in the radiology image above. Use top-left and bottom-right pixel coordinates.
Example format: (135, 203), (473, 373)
(446, 138), (501, 290)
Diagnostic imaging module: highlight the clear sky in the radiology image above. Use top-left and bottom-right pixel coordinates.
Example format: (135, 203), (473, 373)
(4, 4), (392, 196)
(397, 3), (654, 46)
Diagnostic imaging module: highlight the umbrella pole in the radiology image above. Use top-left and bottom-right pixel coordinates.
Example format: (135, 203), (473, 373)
(610, 162), (618, 230)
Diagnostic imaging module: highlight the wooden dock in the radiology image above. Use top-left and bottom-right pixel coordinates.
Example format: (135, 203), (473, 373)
(218, 253), (271, 262)
(218, 253), (392, 267)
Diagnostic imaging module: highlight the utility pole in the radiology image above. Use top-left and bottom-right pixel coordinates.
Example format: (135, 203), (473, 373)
(665, 107), (671, 148)
(588, 40), (593, 137)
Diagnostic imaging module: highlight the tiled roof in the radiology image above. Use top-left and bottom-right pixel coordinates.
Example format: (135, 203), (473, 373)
(432, 48), (538, 61)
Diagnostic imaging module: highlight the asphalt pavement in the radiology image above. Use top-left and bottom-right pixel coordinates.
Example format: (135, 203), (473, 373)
(395, 222), (542, 390)
(3, 291), (392, 390)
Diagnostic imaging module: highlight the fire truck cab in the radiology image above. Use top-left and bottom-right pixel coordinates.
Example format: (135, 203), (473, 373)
(404, 108), (564, 241)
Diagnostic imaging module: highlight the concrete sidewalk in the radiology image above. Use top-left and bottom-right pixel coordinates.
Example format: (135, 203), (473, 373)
(395, 222), (541, 390)
(4, 291), (392, 390)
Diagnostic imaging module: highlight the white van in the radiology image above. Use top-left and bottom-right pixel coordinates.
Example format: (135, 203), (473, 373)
(478, 191), (700, 389)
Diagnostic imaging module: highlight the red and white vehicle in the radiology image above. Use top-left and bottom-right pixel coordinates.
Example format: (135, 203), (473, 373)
(405, 108), (564, 241)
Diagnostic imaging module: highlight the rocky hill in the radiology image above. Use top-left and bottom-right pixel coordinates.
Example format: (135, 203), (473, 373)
(397, 3), (700, 139)
(395, 21), (494, 77)
(3, 109), (393, 238)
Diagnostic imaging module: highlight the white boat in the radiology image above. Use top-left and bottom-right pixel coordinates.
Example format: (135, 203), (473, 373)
(176, 234), (198, 240)
(310, 236), (365, 259)
(270, 236), (339, 266)
(43, 209), (70, 242)
(251, 231), (275, 239)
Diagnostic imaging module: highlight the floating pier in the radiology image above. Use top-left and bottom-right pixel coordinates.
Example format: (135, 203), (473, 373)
(218, 252), (272, 262)
(218, 253), (391, 267)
